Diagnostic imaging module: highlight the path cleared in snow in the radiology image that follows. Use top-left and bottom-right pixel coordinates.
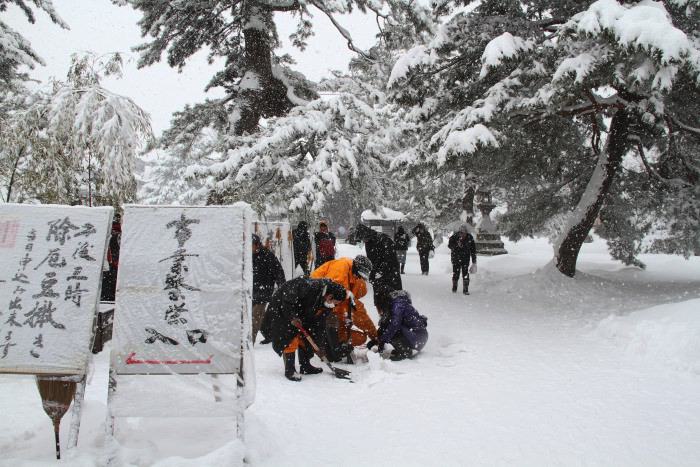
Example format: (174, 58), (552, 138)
(2, 238), (699, 466)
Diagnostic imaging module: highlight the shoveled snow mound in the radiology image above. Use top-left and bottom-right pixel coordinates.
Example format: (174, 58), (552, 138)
(598, 298), (700, 373)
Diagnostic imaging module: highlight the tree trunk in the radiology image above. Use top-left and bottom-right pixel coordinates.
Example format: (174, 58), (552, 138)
(462, 184), (475, 224)
(5, 146), (25, 203)
(554, 109), (629, 277)
(235, 5), (292, 135)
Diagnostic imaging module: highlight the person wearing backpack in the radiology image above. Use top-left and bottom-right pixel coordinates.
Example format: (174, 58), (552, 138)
(314, 221), (336, 268)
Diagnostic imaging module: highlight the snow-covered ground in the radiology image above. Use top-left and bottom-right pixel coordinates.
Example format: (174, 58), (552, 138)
(2, 237), (700, 466)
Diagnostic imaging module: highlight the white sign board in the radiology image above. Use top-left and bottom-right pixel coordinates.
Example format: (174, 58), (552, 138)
(0, 204), (113, 375)
(252, 221), (295, 279)
(113, 205), (251, 375)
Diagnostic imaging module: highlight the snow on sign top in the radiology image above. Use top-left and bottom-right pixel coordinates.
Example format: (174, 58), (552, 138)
(360, 207), (406, 222)
(0, 204), (113, 375)
(113, 205), (251, 375)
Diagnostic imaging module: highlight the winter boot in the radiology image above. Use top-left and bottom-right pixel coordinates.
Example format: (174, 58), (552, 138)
(463, 279), (470, 295)
(452, 279), (458, 293)
(389, 338), (413, 361)
(283, 353), (301, 381)
(298, 346), (323, 375)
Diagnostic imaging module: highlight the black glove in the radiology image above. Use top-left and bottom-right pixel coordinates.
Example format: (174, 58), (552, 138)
(366, 340), (382, 352)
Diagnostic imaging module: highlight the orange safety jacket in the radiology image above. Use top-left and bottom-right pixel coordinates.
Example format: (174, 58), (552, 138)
(310, 257), (377, 343)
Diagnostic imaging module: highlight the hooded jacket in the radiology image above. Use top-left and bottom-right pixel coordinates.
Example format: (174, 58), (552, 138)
(292, 222), (311, 261)
(267, 277), (343, 355)
(311, 257), (377, 340)
(355, 223), (402, 292)
(448, 231), (477, 265)
(252, 246), (286, 304)
(377, 290), (428, 350)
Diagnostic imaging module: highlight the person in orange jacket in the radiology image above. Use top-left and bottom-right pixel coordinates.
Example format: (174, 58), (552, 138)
(310, 255), (376, 361)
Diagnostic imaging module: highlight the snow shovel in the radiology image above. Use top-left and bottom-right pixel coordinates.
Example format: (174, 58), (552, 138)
(293, 321), (352, 381)
(345, 297), (356, 364)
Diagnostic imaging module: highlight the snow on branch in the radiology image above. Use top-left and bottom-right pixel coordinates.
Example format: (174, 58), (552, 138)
(570, 0), (700, 80)
(479, 32), (534, 79)
(186, 92), (392, 211)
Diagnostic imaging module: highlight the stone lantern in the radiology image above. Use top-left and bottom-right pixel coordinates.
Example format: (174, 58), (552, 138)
(475, 190), (507, 255)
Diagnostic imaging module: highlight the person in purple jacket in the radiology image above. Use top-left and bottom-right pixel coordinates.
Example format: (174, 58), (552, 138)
(367, 286), (428, 361)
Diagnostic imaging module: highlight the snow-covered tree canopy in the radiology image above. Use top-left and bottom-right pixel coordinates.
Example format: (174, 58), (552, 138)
(135, 0), (434, 214)
(388, 0), (700, 275)
(0, 0), (67, 88)
(0, 52), (154, 204)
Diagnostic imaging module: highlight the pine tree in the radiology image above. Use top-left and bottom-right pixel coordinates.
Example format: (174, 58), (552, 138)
(0, 0), (67, 89)
(389, 0), (700, 276)
(135, 0), (433, 214)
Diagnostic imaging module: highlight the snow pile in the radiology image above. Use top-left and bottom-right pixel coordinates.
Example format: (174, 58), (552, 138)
(360, 207), (405, 221)
(598, 298), (700, 373)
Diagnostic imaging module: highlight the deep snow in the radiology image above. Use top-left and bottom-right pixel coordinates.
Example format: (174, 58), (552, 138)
(2, 237), (700, 466)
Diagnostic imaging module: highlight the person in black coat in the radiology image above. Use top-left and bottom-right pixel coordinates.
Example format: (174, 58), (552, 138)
(100, 220), (121, 301)
(412, 223), (434, 275)
(354, 223), (402, 300)
(314, 221), (336, 268)
(448, 224), (477, 295)
(268, 277), (347, 381)
(394, 226), (410, 274)
(252, 234), (286, 343)
(292, 221), (312, 276)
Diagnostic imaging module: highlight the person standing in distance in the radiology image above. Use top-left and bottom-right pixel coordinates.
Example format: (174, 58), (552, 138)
(447, 224), (477, 295)
(314, 221), (336, 268)
(252, 234), (286, 343)
(292, 221), (312, 276)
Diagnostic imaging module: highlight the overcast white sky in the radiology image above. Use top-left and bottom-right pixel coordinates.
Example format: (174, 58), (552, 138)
(6, 1), (379, 135)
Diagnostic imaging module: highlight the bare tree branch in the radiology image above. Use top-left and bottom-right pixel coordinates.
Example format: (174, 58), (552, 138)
(309, 1), (374, 61)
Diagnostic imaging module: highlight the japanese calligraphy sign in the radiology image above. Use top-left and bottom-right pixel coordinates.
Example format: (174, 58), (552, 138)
(0, 204), (113, 374)
(113, 205), (252, 375)
(252, 221), (295, 279)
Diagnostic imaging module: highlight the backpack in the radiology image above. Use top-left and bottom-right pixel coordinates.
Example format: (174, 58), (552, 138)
(318, 237), (335, 258)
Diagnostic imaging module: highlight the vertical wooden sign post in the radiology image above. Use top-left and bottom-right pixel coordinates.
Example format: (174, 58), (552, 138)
(0, 203), (113, 459)
(107, 204), (254, 464)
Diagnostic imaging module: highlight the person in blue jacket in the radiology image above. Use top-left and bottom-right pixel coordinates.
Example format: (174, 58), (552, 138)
(366, 286), (428, 361)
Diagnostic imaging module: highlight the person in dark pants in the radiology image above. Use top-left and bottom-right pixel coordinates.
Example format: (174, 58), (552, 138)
(100, 220), (121, 301)
(412, 223), (434, 275)
(394, 226), (410, 274)
(252, 234), (286, 343)
(448, 224), (477, 295)
(354, 223), (402, 300)
(367, 286), (428, 361)
(314, 221), (336, 268)
(268, 277), (347, 381)
(292, 221), (312, 276)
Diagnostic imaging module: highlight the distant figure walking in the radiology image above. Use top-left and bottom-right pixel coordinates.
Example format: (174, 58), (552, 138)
(314, 221), (336, 268)
(448, 224), (477, 295)
(412, 223), (434, 275)
(394, 226), (410, 274)
(292, 221), (312, 276)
